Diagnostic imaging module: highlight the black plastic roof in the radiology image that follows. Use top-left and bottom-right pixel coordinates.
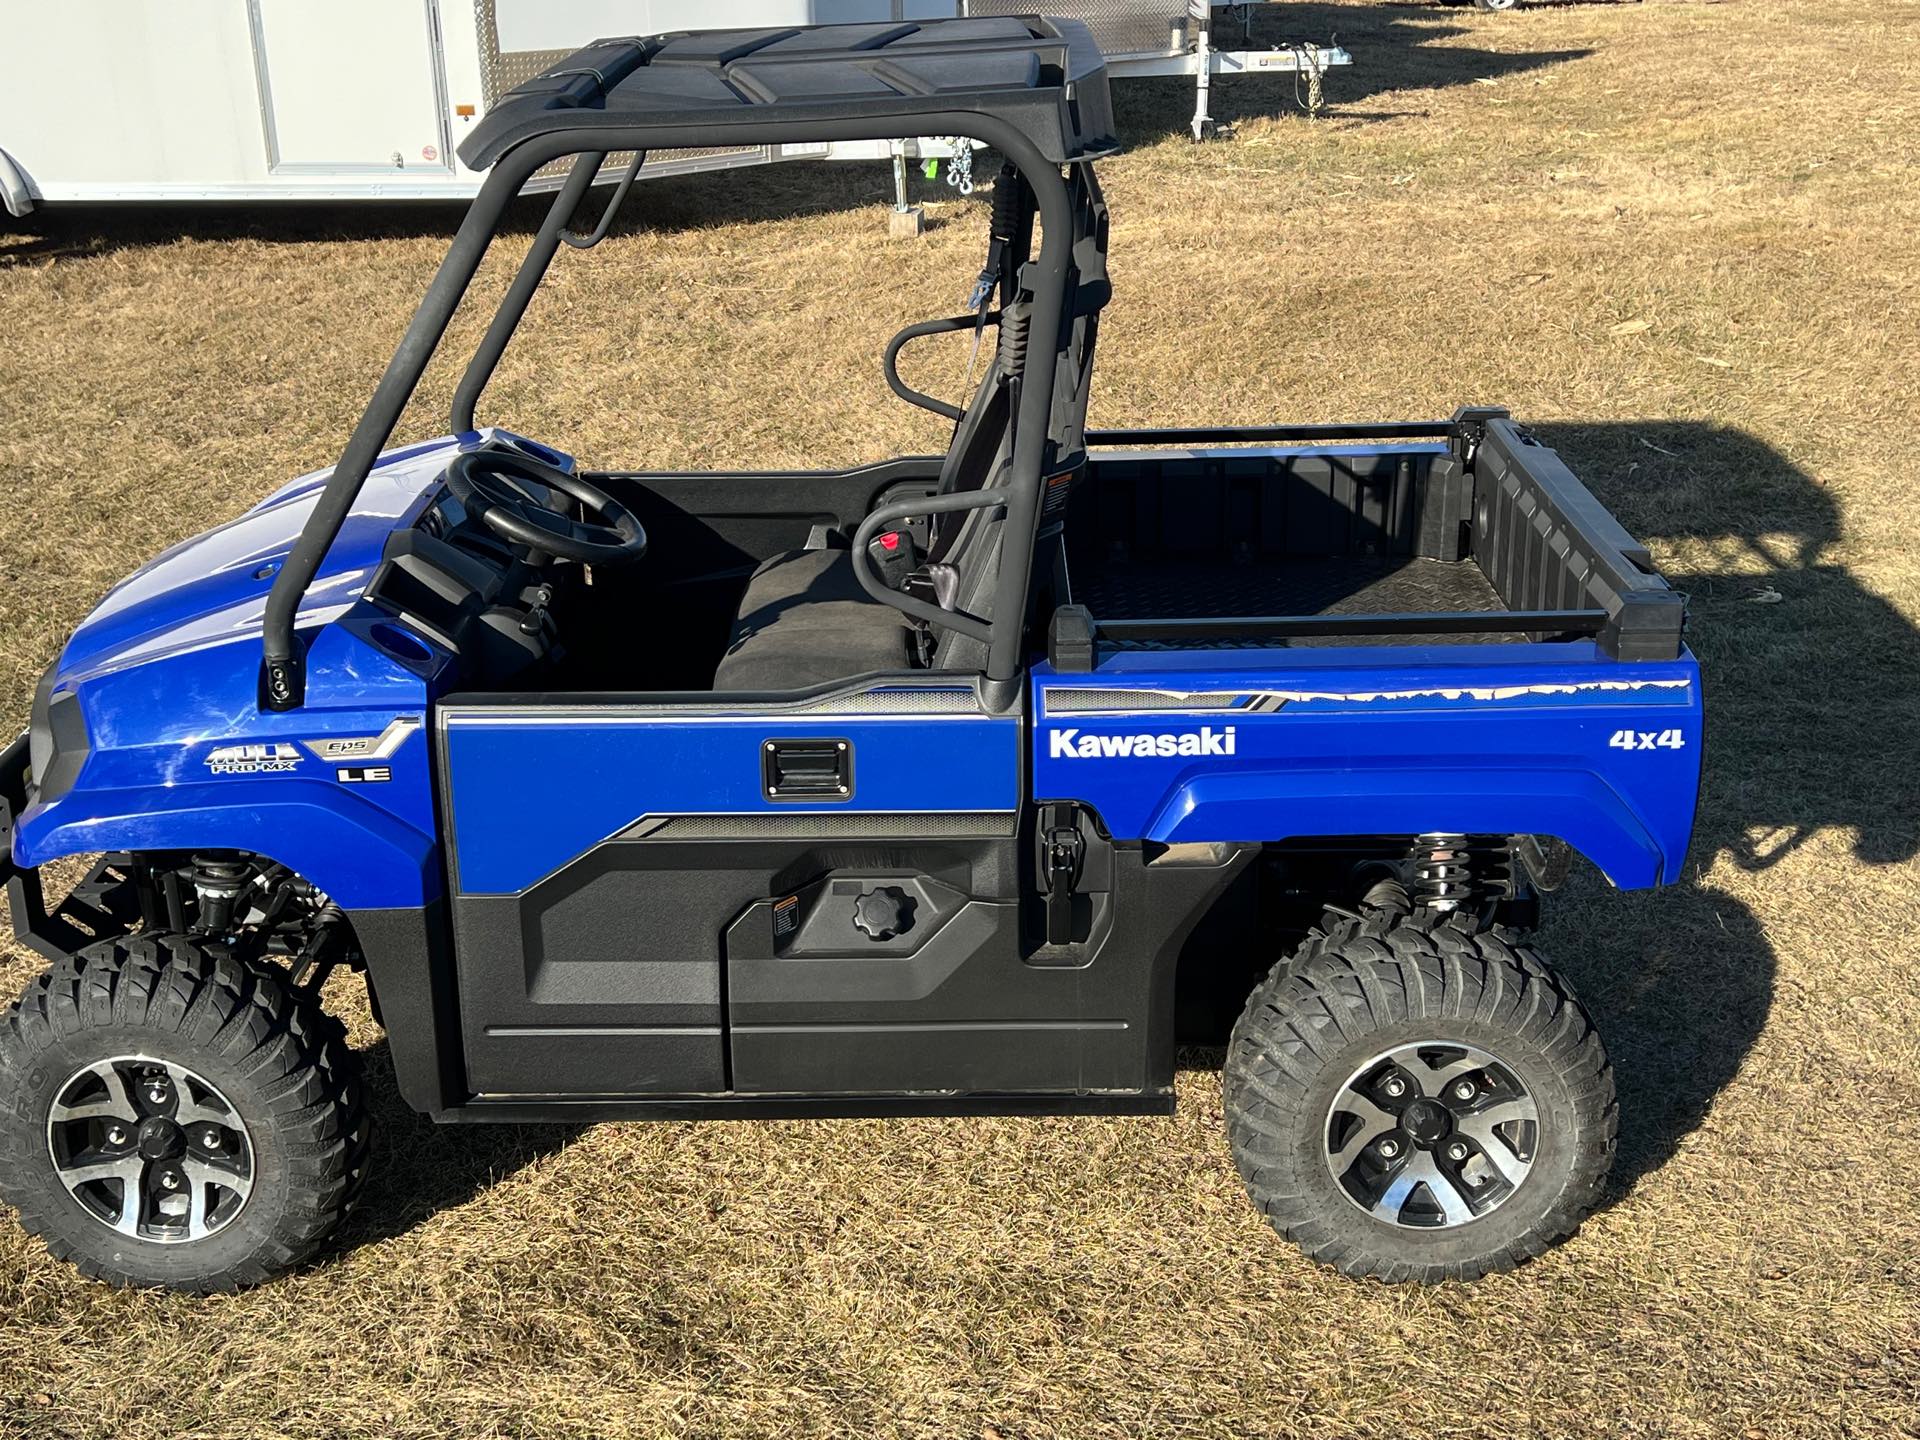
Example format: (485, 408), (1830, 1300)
(458, 17), (1118, 170)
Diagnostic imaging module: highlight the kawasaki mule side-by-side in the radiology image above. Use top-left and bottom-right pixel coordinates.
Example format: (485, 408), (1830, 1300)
(0, 19), (1698, 1291)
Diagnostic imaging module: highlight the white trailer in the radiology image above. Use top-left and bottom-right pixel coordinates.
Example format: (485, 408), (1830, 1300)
(0, 1), (1348, 216)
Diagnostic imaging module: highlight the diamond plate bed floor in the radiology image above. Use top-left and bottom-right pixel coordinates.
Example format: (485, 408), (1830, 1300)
(1069, 556), (1527, 649)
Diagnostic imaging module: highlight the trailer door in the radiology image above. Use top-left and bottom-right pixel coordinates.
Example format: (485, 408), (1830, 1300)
(249, 0), (452, 174)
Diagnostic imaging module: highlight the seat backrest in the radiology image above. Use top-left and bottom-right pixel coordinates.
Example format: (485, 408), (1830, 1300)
(922, 317), (1022, 670)
(931, 348), (1017, 526)
(923, 167), (1109, 671)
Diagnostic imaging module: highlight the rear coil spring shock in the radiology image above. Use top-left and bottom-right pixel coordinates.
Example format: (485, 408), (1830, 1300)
(1409, 834), (1475, 912)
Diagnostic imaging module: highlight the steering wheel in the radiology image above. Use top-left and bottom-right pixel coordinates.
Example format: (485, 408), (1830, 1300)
(443, 449), (648, 568)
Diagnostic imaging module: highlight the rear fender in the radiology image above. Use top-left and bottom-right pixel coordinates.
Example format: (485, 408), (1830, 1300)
(1150, 767), (1670, 887)
(1032, 645), (1704, 889)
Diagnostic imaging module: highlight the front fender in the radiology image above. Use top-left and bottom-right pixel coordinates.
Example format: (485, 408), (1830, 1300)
(15, 776), (439, 910)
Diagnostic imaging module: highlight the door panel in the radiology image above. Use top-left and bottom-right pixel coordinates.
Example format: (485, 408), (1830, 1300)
(438, 681), (1024, 1097)
(723, 887), (1146, 1094)
(441, 693), (1017, 898)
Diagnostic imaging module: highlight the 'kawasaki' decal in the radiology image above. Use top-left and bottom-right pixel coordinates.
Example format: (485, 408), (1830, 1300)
(1048, 726), (1236, 760)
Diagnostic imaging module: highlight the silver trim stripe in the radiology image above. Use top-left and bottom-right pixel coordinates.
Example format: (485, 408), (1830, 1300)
(1042, 677), (1692, 719)
(1044, 687), (1246, 716)
(441, 684), (999, 727)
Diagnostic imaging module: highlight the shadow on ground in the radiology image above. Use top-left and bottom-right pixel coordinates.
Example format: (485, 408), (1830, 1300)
(0, 2), (1595, 264)
(1174, 420), (1911, 1206)
(333, 1040), (585, 1251)
(1505, 420), (1913, 1194)
(1115, 2), (1591, 138)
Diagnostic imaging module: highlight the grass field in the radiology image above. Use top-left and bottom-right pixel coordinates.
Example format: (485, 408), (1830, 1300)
(3, 1), (1918, 1435)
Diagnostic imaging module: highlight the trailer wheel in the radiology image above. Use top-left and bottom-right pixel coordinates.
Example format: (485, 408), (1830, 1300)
(1223, 915), (1615, 1282)
(0, 935), (368, 1291)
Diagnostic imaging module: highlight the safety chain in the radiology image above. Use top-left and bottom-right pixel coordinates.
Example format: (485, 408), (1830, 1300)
(1291, 40), (1329, 119)
(944, 138), (975, 196)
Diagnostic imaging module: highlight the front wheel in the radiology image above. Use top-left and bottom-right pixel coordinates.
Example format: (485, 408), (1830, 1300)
(0, 936), (369, 1291)
(1223, 916), (1615, 1282)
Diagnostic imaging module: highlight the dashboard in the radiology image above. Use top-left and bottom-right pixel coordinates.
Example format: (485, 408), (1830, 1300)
(362, 461), (571, 689)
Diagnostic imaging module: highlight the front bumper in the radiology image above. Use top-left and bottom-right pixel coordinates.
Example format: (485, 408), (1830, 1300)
(0, 730), (61, 959)
(1, 732), (139, 962)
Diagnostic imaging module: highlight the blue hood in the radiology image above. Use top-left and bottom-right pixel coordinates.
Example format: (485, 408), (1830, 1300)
(58, 436), (471, 682)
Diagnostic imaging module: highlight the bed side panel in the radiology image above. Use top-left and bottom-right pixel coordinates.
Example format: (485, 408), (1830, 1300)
(1031, 643), (1703, 888)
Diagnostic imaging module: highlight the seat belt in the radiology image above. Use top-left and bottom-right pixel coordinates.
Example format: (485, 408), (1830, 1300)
(956, 164), (1020, 406)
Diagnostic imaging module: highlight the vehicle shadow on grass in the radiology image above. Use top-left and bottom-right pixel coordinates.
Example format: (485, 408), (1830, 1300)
(0, 4), (1596, 263)
(1182, 421), (1914, 1204)
(1528, 421), (1916, 1193)
(331, 1038), (586, 1251)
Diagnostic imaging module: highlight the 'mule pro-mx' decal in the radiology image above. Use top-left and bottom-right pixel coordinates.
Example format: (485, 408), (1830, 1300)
(205, 743), (302, 776)
(204, 717), (420, 780)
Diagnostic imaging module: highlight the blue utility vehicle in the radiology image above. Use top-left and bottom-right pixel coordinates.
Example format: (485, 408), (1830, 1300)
(0, 19), (1698, 1290)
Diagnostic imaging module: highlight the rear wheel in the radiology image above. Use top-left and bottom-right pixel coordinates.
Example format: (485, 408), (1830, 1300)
(1223, 914), (1614, 1282)
(0, 935), (368, 1291)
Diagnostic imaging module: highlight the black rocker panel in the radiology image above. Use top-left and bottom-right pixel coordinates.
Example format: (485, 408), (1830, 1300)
(452, 819), (1253, 1102)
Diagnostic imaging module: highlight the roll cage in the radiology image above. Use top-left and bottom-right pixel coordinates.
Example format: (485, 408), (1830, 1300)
(259, 18), (1121, 711)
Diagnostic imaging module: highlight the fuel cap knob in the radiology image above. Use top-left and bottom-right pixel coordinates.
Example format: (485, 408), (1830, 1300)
(853, 885), (914, 941)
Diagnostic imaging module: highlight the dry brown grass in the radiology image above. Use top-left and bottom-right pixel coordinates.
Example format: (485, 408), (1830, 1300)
(3, 1), (1919, 1435)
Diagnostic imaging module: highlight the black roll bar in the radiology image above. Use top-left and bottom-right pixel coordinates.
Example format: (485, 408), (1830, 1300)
(448, 152), (608, 438)
(260, 116), (1073, 710)
(259, 161), (518, 710)
(448, 152), (647, 437)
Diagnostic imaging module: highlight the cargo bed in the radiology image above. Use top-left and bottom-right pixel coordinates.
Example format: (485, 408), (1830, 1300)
(1056, 411), (1685, 660)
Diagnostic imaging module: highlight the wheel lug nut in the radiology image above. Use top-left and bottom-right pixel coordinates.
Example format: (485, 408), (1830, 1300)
(201, 1128), (222, 1150)
(1376, 1137), (1401, 1159)
(146, 1084), (170, 1106)
(1451, 1079), (1477, 1101)
(1382, 1076), (1407, 1098)
(1446, 1142), (1469, 1162)
(158, 1170), (181, 1192)
(105, 1125), (128, 1147)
